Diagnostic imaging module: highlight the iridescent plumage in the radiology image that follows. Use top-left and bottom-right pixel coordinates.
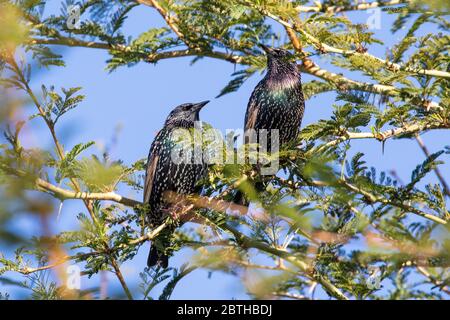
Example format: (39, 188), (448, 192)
(144, 101), (209, 268)
(244, 45), (305, 149)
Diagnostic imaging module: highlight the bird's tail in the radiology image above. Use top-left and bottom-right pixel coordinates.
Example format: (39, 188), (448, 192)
(233, 181), (265, 205)
(233, 190), (246, 206)
(147, 244), (169, 269)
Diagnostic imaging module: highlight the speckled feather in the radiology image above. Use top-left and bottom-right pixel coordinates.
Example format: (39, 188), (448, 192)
(144, 102), (208, 268)
(244, 47), (305, 148)
(144, 129), (205, 226)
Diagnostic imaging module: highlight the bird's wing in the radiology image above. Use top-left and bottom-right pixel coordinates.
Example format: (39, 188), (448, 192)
(244, 85), (262, 145)
(144, 131), (165, 204)
(244, 91), (259, 131)
(143, 152), (159, 204)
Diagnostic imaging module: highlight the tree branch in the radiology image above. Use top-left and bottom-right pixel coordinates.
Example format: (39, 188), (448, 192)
(219, 224), (349, 300)
(26, 0), (446, 109)
(416, 266), (450, 295)
(5, 53), (136, 298)
(36, 177), (142, 207)
(296, 0), (410, 14)
(277, 177), (448, 225)
(414, 134), (450, 197)
(30, 36), (419, 101)
(273, 291), (309, 300)
(13, 184), (331, 298)
(340, 180), (448, 225)
(245, 0), (450, 79)
(299, 60), (403, 96)
(322, 122), (450, 149)
(32, 159), (448, 226)
(137, 0), (191, 47)
(5, 54), (99, 223)
(29, 37), (243, 64)
(14, 223), (168, 276)
(110, 258), (133, 300)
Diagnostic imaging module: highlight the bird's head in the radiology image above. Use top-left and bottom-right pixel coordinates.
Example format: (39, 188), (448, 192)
(259, 44), (298, 75)
(260, 44), (293, 60)
(165, 100), (210, 127)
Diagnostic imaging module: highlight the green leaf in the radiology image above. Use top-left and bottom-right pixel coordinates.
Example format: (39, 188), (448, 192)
(347, 113), (371, 128)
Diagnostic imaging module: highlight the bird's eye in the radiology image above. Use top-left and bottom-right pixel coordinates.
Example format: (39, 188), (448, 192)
(275, 49), (288, 57)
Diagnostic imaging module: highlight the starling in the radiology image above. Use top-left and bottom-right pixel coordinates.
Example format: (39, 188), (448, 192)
(244, 44), (305, 149)
(234, 45), (305, 202)
(144, 101), (209, 268)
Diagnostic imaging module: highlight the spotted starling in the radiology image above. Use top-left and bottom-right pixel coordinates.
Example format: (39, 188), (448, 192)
(144, 101), (209, 268)
(244, 44), (305, 149)
(235, 45), (305, 202)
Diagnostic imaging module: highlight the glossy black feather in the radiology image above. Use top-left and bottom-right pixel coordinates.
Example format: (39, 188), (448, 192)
(244, 46), (305, 149)
(144, 101), (208, 268)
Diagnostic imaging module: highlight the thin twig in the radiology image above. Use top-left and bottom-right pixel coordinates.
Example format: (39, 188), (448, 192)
(244, 0), (450, 79)
(416, 266), (450, 295)
(273, 291), (309, 300)
(414, 134), (450, 197)
(14, 223), (168, 276)
(296, 0), (410, 14)
(36, 178), (141, 207)
(219, 224), (349, 300)
(3, 56), (135, 296)
(110, 258), (133, 300)
(321, 122), (450, 149)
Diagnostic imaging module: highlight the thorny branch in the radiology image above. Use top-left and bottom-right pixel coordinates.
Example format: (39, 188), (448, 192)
(241, 0), (450, 79)
(321, 122), (450, 149)
(295, 0), (410, 14)
(3, 0), (448, 300)
(26, 0), (448, 104)
(414, 135), (450, 197)
(5, 53), (133, 299)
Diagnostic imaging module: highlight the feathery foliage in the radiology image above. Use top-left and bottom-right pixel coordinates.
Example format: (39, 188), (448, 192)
(0, 0), (449, 300)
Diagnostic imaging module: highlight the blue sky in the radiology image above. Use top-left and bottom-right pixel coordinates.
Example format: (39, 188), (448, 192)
(2, 2), (449, 299)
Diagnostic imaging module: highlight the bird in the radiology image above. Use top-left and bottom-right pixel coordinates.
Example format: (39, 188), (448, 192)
(244, 44), (305, 149)
(144, 101), (209, 268)
(239, 45), (305, 199)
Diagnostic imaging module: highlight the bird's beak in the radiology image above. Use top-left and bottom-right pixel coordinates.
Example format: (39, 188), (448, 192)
(258, 43), (274, 55)
(193, 100), (210, 110)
